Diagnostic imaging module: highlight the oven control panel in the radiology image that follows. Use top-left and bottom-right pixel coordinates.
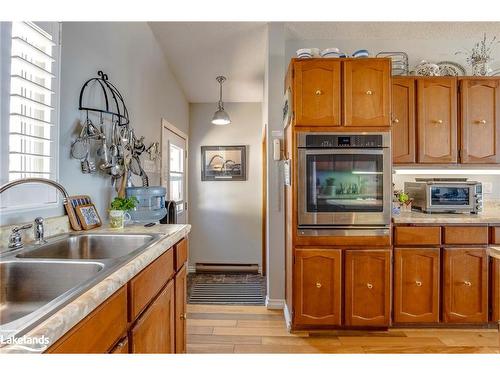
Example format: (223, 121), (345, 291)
(303, 134), (384, 148)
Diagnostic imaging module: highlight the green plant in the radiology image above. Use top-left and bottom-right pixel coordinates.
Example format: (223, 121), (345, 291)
(397, 192), (410, 204)
(110, 196), (138, 211)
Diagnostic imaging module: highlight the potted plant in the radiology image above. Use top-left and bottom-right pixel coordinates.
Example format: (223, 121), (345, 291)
(394, 190), (413, 213)
(109, 196), (138, 229)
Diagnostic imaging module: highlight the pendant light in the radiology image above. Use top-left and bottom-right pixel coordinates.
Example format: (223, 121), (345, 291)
(211, 76), (231, 125)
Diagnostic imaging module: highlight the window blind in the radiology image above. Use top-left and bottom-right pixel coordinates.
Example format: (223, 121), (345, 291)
(8, 21), (56, 180)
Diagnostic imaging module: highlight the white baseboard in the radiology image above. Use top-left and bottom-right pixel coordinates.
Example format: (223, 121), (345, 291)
(283, 303), (292, 331)
(265, 296), (285, 310)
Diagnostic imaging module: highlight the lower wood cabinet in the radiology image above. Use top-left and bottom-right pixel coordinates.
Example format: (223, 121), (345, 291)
(492, 258), (500, 322)
(175, 264), (188, 353)
(443, 247), (489, 323)
(130, 279), (175, 353)
(294, 249), (342, 326)
(393, 248), (440, 323)
(344, 249), (391, 327)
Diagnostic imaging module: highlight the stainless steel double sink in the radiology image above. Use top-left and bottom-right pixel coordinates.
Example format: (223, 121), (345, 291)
(0, 232), (162, 342)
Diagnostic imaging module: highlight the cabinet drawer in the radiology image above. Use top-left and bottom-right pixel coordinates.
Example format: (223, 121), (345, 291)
(129, 248), (174, 321)
(490, 227), (500, 244)
(47, 287), (127, 353)
(174, 238), (188, 271)
(394, 226), (441, 246)
(443, 226), (488, 245)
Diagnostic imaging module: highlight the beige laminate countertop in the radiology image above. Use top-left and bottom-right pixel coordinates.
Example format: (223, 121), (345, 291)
(392, 208), (500, 225)
(0, 223), (191, 354)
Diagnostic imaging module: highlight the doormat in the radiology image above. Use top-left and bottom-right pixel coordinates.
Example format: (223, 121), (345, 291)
(188, 282), (265, 305)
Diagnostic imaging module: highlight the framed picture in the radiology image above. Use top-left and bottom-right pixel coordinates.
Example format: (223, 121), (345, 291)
(74, 203), (102, 230)
(201, 145), (247, 181)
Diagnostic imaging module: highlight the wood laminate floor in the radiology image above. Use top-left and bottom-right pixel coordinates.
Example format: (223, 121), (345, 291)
(186, 304), (500, 354)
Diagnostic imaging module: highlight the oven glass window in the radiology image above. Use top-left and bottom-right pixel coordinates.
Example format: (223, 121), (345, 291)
(306, 153), (383, 212)
(430, 187), (470, 205)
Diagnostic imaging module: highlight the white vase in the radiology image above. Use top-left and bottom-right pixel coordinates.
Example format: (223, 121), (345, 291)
(472, 60), (492, 76)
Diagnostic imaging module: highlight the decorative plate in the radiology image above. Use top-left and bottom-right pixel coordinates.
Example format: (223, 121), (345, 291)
(436, 61), (466, 76)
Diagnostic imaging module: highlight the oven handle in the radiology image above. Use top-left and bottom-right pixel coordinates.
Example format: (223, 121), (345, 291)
(300, 149), (384, 156)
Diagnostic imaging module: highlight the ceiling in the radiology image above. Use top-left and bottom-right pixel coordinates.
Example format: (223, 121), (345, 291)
(150, 22), (267, 103)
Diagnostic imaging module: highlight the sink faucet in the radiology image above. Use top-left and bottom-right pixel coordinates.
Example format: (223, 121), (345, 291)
(1, 178), (70, 250)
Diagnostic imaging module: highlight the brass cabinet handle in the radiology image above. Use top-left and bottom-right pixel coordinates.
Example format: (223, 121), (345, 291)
(393, 118), (400, 124)
(180, 313), (187, 320)
(478, 119), (487, 124)
(315, 90), (323, 95)
(464, 281), (472, 287)
(415, 281), (422, 287)
(435, 119), (443, 124)
(366, 283), (373, 289)
(316, 282), (322, 288)
(366, 90), (373, 95)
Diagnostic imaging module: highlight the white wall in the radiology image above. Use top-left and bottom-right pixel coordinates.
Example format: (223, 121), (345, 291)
(188, 102), (262, 267)
(58, 22), (188, 218)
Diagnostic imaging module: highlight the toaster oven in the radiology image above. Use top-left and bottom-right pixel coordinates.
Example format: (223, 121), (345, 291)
(404, 179), (482, 214)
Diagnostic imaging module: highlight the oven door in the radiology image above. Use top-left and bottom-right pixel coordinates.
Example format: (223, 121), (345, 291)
(298, 148), (391, 227)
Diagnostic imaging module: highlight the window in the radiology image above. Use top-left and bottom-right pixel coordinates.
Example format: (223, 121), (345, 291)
(169, 143), (185, 213)
(0, 22), (61, 211)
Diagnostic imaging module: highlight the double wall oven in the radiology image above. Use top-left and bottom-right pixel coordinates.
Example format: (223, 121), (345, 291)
(297, 132), (392, 236)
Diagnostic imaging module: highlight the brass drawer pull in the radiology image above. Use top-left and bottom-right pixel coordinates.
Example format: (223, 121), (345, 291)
(366, 283), (373, 289)
(316, 282), (322, 288)
(366, 90), (373, 95)
(435, 119), (443, 124)
(315, 90), (323, 95)
(478, 119), (487, 124)
(393, 118), (400, 124)
(415, 281), (422, 287)
(180, 313), (187, 320)
(464, 281), (472, 287)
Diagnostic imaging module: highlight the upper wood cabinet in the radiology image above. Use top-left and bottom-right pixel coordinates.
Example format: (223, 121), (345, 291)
(392, 77), (416, 163)
(294, 60), (341, 126)
(443, 247), (488, 323)
(344, 249), (391, 327)
(344, 59), (391, 127)
(460, 79), (500, 164)
(294, 249), (342, 326)
(130, 279), (175, 353)
(417, 78), (458, 163)
(393, 248), (440, 323)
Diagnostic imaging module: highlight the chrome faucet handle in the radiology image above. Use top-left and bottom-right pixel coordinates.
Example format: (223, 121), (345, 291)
(8, 223), (33, 249)
(34, 217), (46, 244)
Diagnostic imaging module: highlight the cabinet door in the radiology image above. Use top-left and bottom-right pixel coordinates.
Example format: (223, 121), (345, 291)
(130, 279), (175, 353)
(460, 79), (500, 164)
(175, 264), (187, 353)
(294, 249), (342, 326)
(343, 59), (391, 127)
(294, 60), (341, 126)
(492, 258), (500, 322)
(392, 77), (416, 163)
(443, 248), (488, 323)
(344, 249), (391, 326)
(417, 78), (458, 163)
(394, 248), (440, 323)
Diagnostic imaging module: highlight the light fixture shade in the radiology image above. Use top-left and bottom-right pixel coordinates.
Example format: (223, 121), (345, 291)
(211, 108), (231, 125)
(212, 75), (231, 125)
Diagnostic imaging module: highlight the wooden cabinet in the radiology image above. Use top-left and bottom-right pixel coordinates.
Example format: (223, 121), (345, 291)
(417, 78), (458, 163)
(443, 248), (489, 323)
(460, 79), (500, 164)
(344, 249), (391, 326)
(394, 248), (440, 323)
(394, 226), (441, 246)
(175, 264), (187, 353)
(294, 59), (341, 126)
(492, 258), (500, 322)
(443, 226), (488, 245)
(343, 59), (391, 127)
(130, 280), (175, 353)
(392, 77), (416, 163)
(294, 249), (342, 326)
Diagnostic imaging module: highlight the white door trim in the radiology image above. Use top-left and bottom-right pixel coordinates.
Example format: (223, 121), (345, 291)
(160, 118), (189, 223)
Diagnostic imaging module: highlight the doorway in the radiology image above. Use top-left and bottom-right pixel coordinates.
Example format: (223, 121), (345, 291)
(160, 119), (188, 224)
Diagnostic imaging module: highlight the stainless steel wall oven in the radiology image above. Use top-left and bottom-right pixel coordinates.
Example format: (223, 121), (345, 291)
(297, 132), (391, 236)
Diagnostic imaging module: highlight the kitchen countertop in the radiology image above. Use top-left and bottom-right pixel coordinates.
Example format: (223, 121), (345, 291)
(392, 207), (500, 225)
(0, 223), (191, 354)
(488, 246), (500, 260)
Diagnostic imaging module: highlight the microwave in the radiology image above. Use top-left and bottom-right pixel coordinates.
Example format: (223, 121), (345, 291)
(404, 180), (482, 214)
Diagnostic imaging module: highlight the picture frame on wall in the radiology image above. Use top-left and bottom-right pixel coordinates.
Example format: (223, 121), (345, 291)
(201, 145), (247, 181)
